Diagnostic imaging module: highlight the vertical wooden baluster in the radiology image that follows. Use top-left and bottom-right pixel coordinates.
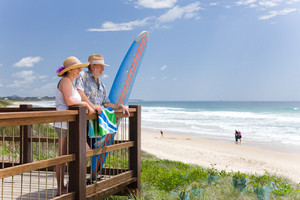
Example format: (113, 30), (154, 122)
(29, 126), (33, 200)
(66, 123), (69, 193)
(69, 105), (86, 200)
(12, 127), (14, 199)
(46, 123), (49, 199)
(129, 105), (141, 193)
(20, 125), (23, 200)
(38, 124), (41, 200)
(52, 122), (56, 198)
(1, 128), (5, 200)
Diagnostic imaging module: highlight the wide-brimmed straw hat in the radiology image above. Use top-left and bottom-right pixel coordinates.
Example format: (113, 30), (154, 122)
(88, 54), (110, 66)
(56, 56), (89, 77)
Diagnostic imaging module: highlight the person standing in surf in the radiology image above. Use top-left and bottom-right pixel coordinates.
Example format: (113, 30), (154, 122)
(235, 130), (239, 144)
(55, 56), (95, 196)
(238, 130), (242, 143)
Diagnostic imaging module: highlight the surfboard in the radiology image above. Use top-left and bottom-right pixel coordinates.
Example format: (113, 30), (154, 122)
(91, 31), (149, 181)
(109, 31), (149, 105)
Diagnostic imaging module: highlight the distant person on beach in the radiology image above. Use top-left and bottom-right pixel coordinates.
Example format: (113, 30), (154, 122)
(238, 130), (242, 143)
(55, 56), (95, 196)
(235, 130), (242, 144)
(160, 130), (164, 138)
(235, 130), (239, 143)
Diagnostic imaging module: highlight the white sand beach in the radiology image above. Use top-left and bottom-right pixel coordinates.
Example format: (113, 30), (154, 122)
(141, 129), (300, 183)
(8, 101), (55, 107)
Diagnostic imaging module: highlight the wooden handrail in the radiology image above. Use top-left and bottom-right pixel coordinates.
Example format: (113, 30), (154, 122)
(0, 110), (78, 119)
(86, 141), (134, 157)
(0, 154), (76, 179)
(86, 170), (134, 196)
(0, 105), (141, 199)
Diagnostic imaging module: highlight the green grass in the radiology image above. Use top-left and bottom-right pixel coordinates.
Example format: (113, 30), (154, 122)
(0, 99), (12, 107)
(108, 151), (300, 200)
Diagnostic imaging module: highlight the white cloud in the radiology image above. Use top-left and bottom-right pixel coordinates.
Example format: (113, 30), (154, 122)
(151, 77), (156, 80)
(40, 82), (56, 90)
(8, 70), (37, 88)
(13, 56), (42, 67)
(0, 83), (3, 87)
(87, 17), (152, 32)
(136, 0), (177, 9)
(160, 65), (167, 70)
(32, 82), (57, 96)
(286, 0), (300, 4)
(0, 64), (2, 67)
(210, 3), (217, 6)
(39, 75), (48, 79)
(7, 80), (29, 88)
(172, 77), (177, 81)
(162, 77), (167, 80)
(157, 2), (202, 23)
(258, 8), (297, 20)
(235, 0), (257, 6)
(259, 1), (279, 7)
(249, 4), (258, 8)
(12, 70), (36, 80)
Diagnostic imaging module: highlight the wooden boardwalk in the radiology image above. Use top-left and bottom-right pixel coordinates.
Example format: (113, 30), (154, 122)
(1, 171), (66, 200)
(0, 105), (141, 199)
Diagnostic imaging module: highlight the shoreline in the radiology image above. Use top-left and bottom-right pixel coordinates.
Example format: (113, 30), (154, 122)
(7, 100), (55, 108)
(141, 128), (300, 183)
(142, 127), (300, 155)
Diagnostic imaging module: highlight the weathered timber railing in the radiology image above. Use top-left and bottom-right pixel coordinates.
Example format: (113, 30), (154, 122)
(0, 104), (141, 200)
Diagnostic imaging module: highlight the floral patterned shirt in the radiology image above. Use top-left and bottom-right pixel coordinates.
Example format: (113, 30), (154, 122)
(75, 71), (110, 106)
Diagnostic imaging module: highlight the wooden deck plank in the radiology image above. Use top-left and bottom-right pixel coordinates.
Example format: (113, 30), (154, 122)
(0, 171), (63, 200)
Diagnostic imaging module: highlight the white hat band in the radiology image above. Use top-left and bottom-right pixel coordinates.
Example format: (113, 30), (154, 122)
(89, 60), (105, 65)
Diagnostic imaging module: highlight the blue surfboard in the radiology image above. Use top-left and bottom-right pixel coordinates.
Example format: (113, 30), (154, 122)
(91, 31), (148, 181)
(109, 31), (149, 105)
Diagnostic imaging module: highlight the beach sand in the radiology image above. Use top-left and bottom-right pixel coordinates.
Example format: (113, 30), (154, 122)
(7, 101), (54, 107)
(141, 129), (300, 183)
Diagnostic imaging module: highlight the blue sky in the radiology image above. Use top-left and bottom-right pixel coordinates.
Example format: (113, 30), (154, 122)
(1, 0), (300, 101)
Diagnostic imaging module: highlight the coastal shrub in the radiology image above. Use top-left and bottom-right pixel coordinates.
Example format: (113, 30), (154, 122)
(206, 164), (219, 185)
(207, 164), (218, 176)
(141, 159), (207, 191)
(273, 182), (294, 196)
(0, 99), (12, 107)
(108, 152), (300, 199)
(232, 171), (247, 194)
(250, 172), (273, 188)
(250, 171), (297, 198)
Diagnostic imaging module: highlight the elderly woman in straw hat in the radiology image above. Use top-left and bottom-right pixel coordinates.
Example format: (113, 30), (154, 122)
(55, 56), (95, 195)
(75, 54), (130, 116)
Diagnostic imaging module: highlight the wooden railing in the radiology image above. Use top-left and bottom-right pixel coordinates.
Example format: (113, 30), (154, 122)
(0, 104), (141, 200)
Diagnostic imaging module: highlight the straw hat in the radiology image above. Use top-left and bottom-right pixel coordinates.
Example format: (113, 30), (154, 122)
(57, 56), (89, 77)
(88, 54), (110, 66)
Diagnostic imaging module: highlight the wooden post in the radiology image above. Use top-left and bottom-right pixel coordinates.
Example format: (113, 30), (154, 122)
(68, 105), (87, 200)
(19, 104), (33, 164)
(128, 105), (141, 193)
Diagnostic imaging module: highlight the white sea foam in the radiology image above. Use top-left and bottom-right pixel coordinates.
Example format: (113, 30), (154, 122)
(140, 103), (300, 148)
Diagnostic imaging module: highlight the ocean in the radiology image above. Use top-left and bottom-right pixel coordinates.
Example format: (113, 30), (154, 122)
(30, 100), (300, 153)
(128, 101), (300, 153)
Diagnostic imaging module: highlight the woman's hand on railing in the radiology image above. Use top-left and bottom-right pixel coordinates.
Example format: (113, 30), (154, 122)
(93, 105), (104, 114)
(86, 103), (95, 114)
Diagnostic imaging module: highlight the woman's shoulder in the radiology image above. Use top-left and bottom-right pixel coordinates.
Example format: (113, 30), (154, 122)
(59, 77), (72, 89)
